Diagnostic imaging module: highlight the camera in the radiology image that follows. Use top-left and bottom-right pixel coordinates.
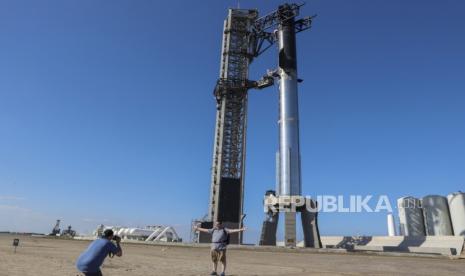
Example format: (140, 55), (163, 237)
(112, 235), (121, 243)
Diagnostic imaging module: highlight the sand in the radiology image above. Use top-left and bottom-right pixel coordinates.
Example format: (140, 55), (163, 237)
(1, 234), (464, 276)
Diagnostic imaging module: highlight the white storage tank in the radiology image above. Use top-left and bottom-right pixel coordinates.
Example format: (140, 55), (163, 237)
(387, 213), (396, 236)
(397, 197), (425, 236)
(447, 192), (465, 236)
(422, 195), (454, 236)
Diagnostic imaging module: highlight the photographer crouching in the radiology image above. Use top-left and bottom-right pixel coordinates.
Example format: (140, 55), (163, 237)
(76, 229), (123, 276)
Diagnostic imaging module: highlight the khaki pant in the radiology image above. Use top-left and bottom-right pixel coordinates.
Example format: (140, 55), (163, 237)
(210, 249), (226, 263)
(77, 271), (103, 276)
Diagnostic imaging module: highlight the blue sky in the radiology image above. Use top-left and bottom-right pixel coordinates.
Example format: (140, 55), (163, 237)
(0, 0), (464, 243)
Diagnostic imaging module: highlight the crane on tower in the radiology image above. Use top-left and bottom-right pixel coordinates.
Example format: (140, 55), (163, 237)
(49, 219), (61, 236)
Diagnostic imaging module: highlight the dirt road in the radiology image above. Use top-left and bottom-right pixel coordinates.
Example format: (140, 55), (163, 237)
(1, 235), (464, 276)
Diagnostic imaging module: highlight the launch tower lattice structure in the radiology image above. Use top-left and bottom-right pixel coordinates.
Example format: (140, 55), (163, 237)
(202, 9), (258, 244)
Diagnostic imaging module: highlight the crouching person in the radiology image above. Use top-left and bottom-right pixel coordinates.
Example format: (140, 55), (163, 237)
(194, 221), (246, 276)
(76, 229), (123, 276)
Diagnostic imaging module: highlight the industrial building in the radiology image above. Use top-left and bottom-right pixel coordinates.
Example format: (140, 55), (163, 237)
(397, 192), (465, 237)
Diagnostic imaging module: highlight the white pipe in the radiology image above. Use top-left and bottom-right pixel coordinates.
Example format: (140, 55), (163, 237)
(154, 227), (171, 241)
(154, 227), (179, 241)
(145, 227), (163, 241)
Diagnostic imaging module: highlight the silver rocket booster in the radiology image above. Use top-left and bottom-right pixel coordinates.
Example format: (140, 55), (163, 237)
(276, 11), (302, 247)
(260, 4), (321, 249)
(277, 16), (301, 197)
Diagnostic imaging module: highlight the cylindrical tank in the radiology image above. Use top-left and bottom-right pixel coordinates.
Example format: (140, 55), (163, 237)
(387, 213), (396, 236)
(397, 197), (426, 236)
(422, 195), (454, 236)
(447, 192), (465, 236)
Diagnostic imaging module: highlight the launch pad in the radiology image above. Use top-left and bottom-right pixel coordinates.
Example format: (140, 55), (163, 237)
(196, 3), (320, 247)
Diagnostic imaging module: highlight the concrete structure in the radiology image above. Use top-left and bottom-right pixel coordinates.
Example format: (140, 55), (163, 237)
(447, 192), (465, 236)
(298, 235), (465, 257)
(422, 195), (454, 236)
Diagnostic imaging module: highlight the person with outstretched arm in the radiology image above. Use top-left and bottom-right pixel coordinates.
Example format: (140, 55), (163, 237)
(194, 221), (246, 276)
(76, 229), (122, 276)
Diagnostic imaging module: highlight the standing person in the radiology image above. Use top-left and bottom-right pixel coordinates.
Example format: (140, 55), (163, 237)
(194, 221), (246, 276)
(76, 229), (123, 276)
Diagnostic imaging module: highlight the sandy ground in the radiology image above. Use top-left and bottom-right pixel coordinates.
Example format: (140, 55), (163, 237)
(1, 234), (464, 276)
